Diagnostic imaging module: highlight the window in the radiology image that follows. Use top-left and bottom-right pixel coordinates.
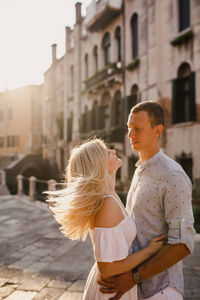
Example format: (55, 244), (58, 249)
(128, 155), (137, 181)
(0, 137), (4, 147)
(131, 13), (138, 59)
(172, 63), (196, 124)
(102, 32), (111, 66)
(84, 105), (89, 133)
(56, 112), (64, 140)
(85, 54), (89, 78)
(7, 136), (19, 147)
(93, 45), (98, 73)
(124, 85), (139, 125)
(179, 0), (190, 32)
(113, 90), (122, 127)
(101, 92), (111, 129)
(67, 112), (73, 142)
(177, 154), (193, 182)
(115, 27), (121, 62)
(91, 100), (98, 130)
(131, 84), (139, 106)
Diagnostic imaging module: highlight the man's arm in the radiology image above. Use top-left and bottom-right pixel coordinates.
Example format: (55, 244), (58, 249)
(98, 243), (190, 300)
(138, 242), (190, 280)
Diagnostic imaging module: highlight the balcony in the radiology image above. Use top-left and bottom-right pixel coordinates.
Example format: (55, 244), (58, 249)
(84, 0), (122, 32)
(84, 62), (123, 91)
(80, 126), (124, 144)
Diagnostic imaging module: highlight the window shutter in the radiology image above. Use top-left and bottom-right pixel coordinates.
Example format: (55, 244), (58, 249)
(127, 95), (134, 121)
(189, 72), (196, 122)
(179, 0), (190, 31)
(120, 98), (124, 129)
(79, 114), (83, 133)
(111, 101), (115, 127)
(107, 102), (113, 128)
(88, 110), (93, 132)
(97, 106), (104, 129)
(67, 118), (72, 142)
(172, 78), (179, 124)
(90, 109), (95, 131)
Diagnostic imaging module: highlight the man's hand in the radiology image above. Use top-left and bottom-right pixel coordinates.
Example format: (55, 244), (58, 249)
(97, 271), (136, 300)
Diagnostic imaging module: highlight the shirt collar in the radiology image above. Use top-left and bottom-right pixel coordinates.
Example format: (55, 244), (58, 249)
(135, 149), (163, 169)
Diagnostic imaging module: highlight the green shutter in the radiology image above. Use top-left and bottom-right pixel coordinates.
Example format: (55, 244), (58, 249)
(189, 72), (196, 122)
(172, 78), (179, 124)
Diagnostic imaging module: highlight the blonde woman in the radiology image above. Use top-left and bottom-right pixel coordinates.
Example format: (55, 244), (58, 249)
(46, 139), (164, 300)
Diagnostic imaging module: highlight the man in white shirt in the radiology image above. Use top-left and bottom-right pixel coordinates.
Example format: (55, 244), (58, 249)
(98, 101), (195, 299)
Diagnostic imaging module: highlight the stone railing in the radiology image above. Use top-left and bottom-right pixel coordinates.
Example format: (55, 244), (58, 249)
(17, 175), (56, 202)
(0, 170), (6, 186)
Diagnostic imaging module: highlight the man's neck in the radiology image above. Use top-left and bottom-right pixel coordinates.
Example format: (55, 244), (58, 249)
(139, 147), (160, 164)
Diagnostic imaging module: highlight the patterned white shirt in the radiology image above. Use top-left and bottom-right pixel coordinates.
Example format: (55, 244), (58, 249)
(126, 150), (195, 299)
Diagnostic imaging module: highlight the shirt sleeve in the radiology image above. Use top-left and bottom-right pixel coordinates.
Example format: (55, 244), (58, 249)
(161, 170), (196, 253)
(92, 226), (129, 262)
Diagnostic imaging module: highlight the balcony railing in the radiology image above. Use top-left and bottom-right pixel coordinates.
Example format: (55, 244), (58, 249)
(80, 126), (124, 144)
(84, 62), (122, 90)
(84, 0), (122, 31)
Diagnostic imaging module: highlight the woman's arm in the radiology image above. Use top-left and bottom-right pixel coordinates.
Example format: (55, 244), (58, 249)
(94, 196), (164, 277)
(97, 236), (164, 277)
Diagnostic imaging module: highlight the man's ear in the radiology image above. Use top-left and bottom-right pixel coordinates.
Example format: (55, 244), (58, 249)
(155, 124), (164, 137)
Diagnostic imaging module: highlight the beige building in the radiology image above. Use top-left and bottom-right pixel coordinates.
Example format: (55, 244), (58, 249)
(43, 48), (65, 171)
(43, 0), (200, 196)
(0, 85), (43, 158)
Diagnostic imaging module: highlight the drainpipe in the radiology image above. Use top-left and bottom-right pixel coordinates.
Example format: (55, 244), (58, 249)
(76, 2), (82, 139)
(122, 0), (126, 153)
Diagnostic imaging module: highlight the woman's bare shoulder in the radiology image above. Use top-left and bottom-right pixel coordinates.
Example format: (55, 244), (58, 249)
(93, 196), (124, 229)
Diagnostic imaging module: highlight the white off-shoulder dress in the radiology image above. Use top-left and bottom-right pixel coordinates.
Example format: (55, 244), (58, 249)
(83, 194), (138, 300)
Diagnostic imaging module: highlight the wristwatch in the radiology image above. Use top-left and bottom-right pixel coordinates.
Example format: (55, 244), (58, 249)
(132, 267), (143, 284)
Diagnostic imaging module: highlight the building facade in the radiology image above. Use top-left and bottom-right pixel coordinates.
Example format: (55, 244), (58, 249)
(43, 0), (200, 196)
(0, 85), (43, 158)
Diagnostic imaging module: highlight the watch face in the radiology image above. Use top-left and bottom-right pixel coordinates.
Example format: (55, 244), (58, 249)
(134, 272), (143, 283)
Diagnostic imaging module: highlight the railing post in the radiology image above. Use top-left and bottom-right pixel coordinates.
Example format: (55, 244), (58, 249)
(29, 176), (36, 202)
(17, 174), (24, 197)
(48, 179), (56, 191)
(2, 170), (6, 186)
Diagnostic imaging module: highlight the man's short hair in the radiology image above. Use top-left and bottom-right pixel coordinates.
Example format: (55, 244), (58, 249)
(130, 101), (165, 127)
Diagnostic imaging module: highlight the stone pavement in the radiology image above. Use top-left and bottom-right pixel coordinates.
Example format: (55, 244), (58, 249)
(0, 194), (200, 300)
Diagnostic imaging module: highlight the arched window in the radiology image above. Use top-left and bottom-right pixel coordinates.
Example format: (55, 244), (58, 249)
(102, 32), (111, 66)
(115, 27), (121, 62)
(92, 100), (98, 130)
(131, 84), (139, 106)
(179, 0), (190, 32)
(113, 90), (122, 127)
(131, 13), (138, 59)
(93, 45), (98, 73)
(172, 63), (196, 124)
(101, 92), (111, 129)
(67, 111), (73, 142)
(85, 54), (89, 78)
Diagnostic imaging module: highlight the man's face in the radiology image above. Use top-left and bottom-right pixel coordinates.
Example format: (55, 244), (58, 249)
(127, 111), (158, 153)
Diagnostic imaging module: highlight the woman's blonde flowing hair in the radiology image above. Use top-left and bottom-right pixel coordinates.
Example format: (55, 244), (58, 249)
(46, 138), (109, 241)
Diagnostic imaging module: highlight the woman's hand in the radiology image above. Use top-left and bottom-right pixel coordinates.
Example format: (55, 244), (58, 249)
(146, 235), (166, 256)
